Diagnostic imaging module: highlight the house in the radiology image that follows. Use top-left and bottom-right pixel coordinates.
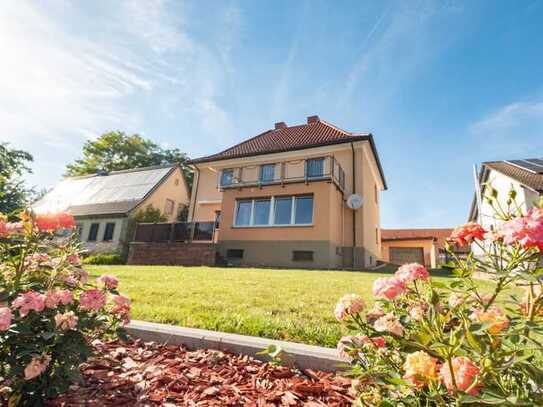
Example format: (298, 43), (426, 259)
(469, 158), (543, 227)
(32, 165), (190, 255)
(381, 228), (466, 268)
(186, 115), (387, 269)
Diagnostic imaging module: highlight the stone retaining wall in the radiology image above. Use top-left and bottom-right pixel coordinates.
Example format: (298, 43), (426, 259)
(127, 242), (216, 266)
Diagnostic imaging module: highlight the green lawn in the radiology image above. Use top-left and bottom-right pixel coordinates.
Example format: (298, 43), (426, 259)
(88, 265), (471, 347)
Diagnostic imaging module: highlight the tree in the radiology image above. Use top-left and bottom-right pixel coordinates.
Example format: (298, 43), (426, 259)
(0, 143), (33, 218)
(65, 132), (194, 188)
(132, 204), (167, 223)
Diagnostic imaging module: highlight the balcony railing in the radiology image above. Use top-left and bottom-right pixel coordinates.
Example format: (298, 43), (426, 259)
(133, 221), (216, 243)
(218, 156), (346, 192)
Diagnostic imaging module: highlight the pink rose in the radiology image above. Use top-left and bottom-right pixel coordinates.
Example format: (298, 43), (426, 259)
(97, 275), (119, 290)
(0, 218), (6, 237)
(79, 289), (106, 311)
(450, 223), (486, 246)
(0, 307), (13, 331)
(6, 222), (24, 235)
(67, 254), (81, 266)
(395, 263), (429, 283)
(448, 293), (465, 308)
(334, 294), (364, 321)
(373, 312), (404, 336)
(372, 277), (406, 300)
(55, 311), (78, 330)
(499, 208), (543, 250)
(45, 290), (73, 308)
(111, 295), (131, 324)
(24, 354), (51, 381)
(439, 356), (481, 395)
(12, 291), (46, 317)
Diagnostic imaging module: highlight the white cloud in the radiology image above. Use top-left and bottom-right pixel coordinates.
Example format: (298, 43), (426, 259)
(469, 101), (543, 157)
(0, 0), (238, 187)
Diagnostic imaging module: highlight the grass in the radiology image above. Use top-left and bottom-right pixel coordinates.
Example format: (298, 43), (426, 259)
(88, 265), (473, 348)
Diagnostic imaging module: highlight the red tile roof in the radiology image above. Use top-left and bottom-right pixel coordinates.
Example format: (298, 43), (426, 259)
(189, 117), (387, 188)
(381, 228), (454, 250)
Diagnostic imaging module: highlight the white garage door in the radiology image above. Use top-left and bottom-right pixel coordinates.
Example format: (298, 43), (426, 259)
(389, 247), (424, 265)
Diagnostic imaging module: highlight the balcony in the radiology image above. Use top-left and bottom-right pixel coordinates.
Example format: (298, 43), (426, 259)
(218, 156), (346, 192)
(133, 221), (216, 243)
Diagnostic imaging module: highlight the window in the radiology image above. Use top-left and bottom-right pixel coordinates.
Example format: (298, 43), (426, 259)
(235, 200), (252, 226)
(164, 199), (175, 215)
(103, 222), (115, 241)
(374, 184), (378, 204)
(221, 169), (234, 186)
(76, 224), (83, 239)
(294, 196), (313, 224)
(174, 178), (180, 186)
(293, 251), (314, 262)
(306, 158), (324, 178)
(88, 223), (99, 241)
(234, 195), (313, 227)
(274, 197), (293, 225)
(254, 199), (271, 225)
(259, 164), (275, 183)
(227, 249), (244, 259)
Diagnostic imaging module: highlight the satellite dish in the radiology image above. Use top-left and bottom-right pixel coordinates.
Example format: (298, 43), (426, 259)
(347, 194), (363, 210)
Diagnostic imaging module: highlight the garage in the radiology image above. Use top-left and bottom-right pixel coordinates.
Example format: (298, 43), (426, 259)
(389, 247), (424, 265)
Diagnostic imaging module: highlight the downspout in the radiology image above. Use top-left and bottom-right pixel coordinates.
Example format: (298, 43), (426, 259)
(190, 166), (200, 222)
(351, 142), (356, 268)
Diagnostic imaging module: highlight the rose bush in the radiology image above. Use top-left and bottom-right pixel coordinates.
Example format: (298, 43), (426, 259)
(336, 191), (543, 406)
(0, 210), (130, 405)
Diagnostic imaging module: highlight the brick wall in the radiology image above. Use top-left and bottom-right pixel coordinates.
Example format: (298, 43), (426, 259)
(127, 242), (216, 266)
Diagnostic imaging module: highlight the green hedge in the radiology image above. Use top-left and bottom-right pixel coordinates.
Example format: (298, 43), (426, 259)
(82, 253), (125, 265)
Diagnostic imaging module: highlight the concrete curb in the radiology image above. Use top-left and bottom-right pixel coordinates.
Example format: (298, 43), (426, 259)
(127, 320), (345, 372)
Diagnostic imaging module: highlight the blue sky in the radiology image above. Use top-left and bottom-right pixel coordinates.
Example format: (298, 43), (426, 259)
(1, 0), (542, 228)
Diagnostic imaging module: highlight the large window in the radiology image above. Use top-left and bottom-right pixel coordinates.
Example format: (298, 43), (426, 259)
(221, 169), (234, 186)
(259, 164), (275, 183)
(306, 158), (324, 178)
(164, 199), (174, 215)
(234, 195), (313, 227)
(103, 222), (115, 241)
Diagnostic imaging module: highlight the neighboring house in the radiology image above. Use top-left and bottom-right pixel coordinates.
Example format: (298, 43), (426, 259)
(468, 158), (543, 257)
(187, 115), (387, 269)
(469, 158), (543, 227)
(381, 228), (466, 268)
(32, 165), (190, 255)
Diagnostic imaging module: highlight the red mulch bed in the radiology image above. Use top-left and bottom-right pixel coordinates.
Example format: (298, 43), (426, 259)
(47, 339), (354, 406)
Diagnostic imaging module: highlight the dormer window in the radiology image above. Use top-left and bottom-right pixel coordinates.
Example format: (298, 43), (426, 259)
(220, 169), (234, 186)
(259, 164), (275, 183)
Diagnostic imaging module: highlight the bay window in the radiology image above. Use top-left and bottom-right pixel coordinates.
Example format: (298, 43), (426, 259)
(234, 195), (313, 227)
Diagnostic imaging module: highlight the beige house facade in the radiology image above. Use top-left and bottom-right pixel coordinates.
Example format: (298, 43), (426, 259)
(33, 165), (190, 256)
(188, 116), (387, 269)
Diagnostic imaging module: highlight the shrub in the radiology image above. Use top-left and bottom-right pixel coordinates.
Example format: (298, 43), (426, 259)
(336, 192), (543, 406)
(82, 253), (124, 265)
(0, 211), (130, 405)
(133, 204), (167, 223)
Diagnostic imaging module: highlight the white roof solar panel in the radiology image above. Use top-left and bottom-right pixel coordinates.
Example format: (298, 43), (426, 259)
(32, 166), (173, 214)
(505, 158), (543, 174)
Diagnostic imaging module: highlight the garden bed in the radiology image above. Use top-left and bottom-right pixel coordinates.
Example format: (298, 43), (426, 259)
(47, 339), (353, 406)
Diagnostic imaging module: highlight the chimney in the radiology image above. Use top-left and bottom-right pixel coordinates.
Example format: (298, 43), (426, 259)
(275, 122), (287, 130)
(307, 115), (320, 124)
